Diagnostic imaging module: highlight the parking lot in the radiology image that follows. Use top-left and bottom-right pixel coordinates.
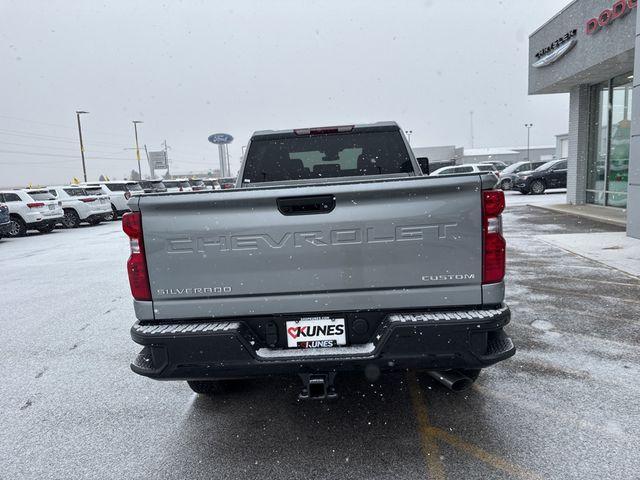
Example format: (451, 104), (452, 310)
(2, 191), (639, 480)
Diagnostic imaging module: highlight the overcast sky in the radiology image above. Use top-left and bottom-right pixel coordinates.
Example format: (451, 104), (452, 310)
(0, 0), (572, 187)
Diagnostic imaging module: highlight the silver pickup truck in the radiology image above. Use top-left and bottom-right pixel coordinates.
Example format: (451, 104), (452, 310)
(124, 122), (515, 399)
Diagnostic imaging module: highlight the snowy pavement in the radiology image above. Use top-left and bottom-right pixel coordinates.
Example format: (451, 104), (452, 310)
(1, 206), (639, 480)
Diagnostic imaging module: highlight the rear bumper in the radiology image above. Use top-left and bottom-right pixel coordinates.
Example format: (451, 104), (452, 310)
(130, 305), (515, 380)
(27, 217), (62, 228)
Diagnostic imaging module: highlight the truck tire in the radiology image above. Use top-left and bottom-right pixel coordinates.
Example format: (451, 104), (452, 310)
(38, 223), (56, 233)
(8, 215), (26, 237)
(187, 380), (227, 395)
(530, 180), (546, 195)
(187, 379), (249, 395)
(62, 209), (81, 228)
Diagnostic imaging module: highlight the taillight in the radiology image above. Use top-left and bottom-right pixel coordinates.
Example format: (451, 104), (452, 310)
(27, 202), (45, 208)
(482, 190), (506, 284)
(124, 191), (132, 200)
(122, 212), (151, 301)
(80, 197), (96, 203)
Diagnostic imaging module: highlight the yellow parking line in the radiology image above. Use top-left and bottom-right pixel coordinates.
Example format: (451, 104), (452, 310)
(408, 373), (542, 480)
(407, 372), (446, 480)
(426, 426), (543, 480)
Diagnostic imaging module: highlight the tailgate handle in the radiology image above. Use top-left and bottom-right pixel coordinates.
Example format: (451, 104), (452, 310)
(277, 195), (335, 215)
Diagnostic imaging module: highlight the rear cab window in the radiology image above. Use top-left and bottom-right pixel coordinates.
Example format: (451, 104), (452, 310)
(477, 165), (496, 172)
(242, 128), (413, 184)
(126, 183), (143, 192)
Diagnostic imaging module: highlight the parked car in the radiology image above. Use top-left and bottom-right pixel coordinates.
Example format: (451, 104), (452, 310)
(498, 160), (547, 190)
(218, 177), (237, 189)
(430, 163), (497, 176)
(188, 178), (207, 191)
(47, 186), (111, 227)
(0, 189), (64, 236)
(202, 179), (220, 190)
(125, 121), (514, 399)
(0, 202), (10, 239)
(138, 179), (167, 194)
(479, 160), (508, 172)
(514, 159), (567, 194)
(82, 181), (143, 220)
(162, 179), (192, 193)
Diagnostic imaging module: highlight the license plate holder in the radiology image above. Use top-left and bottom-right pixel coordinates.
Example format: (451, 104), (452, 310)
(286, 317), (346, 348)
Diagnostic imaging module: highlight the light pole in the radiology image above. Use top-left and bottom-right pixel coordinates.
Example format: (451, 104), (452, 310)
(405, 130), (413, 145)
(76, 111), (89, 181)
(525, 123), (533, 162)
(132, 120), (143, 180)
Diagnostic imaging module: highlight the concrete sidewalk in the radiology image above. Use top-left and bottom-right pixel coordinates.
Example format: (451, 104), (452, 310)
(538, 231), (640, 278)
(531, 202), (627, 228)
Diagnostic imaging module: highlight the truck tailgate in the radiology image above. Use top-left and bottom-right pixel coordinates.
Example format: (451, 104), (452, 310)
(139, 176), (483, 320)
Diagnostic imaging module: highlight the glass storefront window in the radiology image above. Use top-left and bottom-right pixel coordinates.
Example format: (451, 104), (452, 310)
(608, 76), (631, 207)
(586, 82), (608, 206)
(586, 73), (632, 208)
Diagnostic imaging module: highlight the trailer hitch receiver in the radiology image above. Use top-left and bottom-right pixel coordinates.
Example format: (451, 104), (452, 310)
(299, 373), (337, 400)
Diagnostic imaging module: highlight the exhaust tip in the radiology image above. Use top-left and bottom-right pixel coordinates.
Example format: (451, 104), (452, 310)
(449, 377), (473, 392)
(425, 370), (474, 392)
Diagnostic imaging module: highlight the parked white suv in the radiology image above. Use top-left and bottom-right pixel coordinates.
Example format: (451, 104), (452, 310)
(162, 179), (192, 193)
(0, 189), (64, 237)
(48, 186), (112, 228)
(430, 163), (498, 176)
(82, 181), (143, 220)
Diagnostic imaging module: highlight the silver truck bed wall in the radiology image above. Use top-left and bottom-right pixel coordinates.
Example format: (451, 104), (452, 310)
(138, 175), (484, 320)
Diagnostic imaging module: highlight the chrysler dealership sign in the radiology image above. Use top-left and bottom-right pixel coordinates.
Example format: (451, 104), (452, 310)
(533, 30), (577, 68)
(586, 0), (637, 35)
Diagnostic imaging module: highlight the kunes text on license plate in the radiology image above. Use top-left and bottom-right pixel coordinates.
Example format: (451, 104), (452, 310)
(286, 317), (346, 348)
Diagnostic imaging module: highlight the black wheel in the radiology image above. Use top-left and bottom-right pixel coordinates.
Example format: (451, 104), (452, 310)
(37, 223), (55, 233)
(530, 180), (546, 195)
(500, 179), (512, 191)
(104, 205), (118, 222)
(61, 209), (81, 228)
(187, 379), (249, 395)
(187, 380), (227, 395)
(7, 216), (26, 237)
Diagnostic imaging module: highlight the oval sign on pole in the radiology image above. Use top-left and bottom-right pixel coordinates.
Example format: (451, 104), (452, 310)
(208, 133), (234, 144)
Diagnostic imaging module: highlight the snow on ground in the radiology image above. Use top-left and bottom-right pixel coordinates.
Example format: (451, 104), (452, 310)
(538, 232), (640, 278)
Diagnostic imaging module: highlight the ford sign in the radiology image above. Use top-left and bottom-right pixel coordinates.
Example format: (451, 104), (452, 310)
(208, 133), (234, 144)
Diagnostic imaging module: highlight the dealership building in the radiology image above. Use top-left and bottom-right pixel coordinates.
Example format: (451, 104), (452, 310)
(529, 0), (640, 238)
